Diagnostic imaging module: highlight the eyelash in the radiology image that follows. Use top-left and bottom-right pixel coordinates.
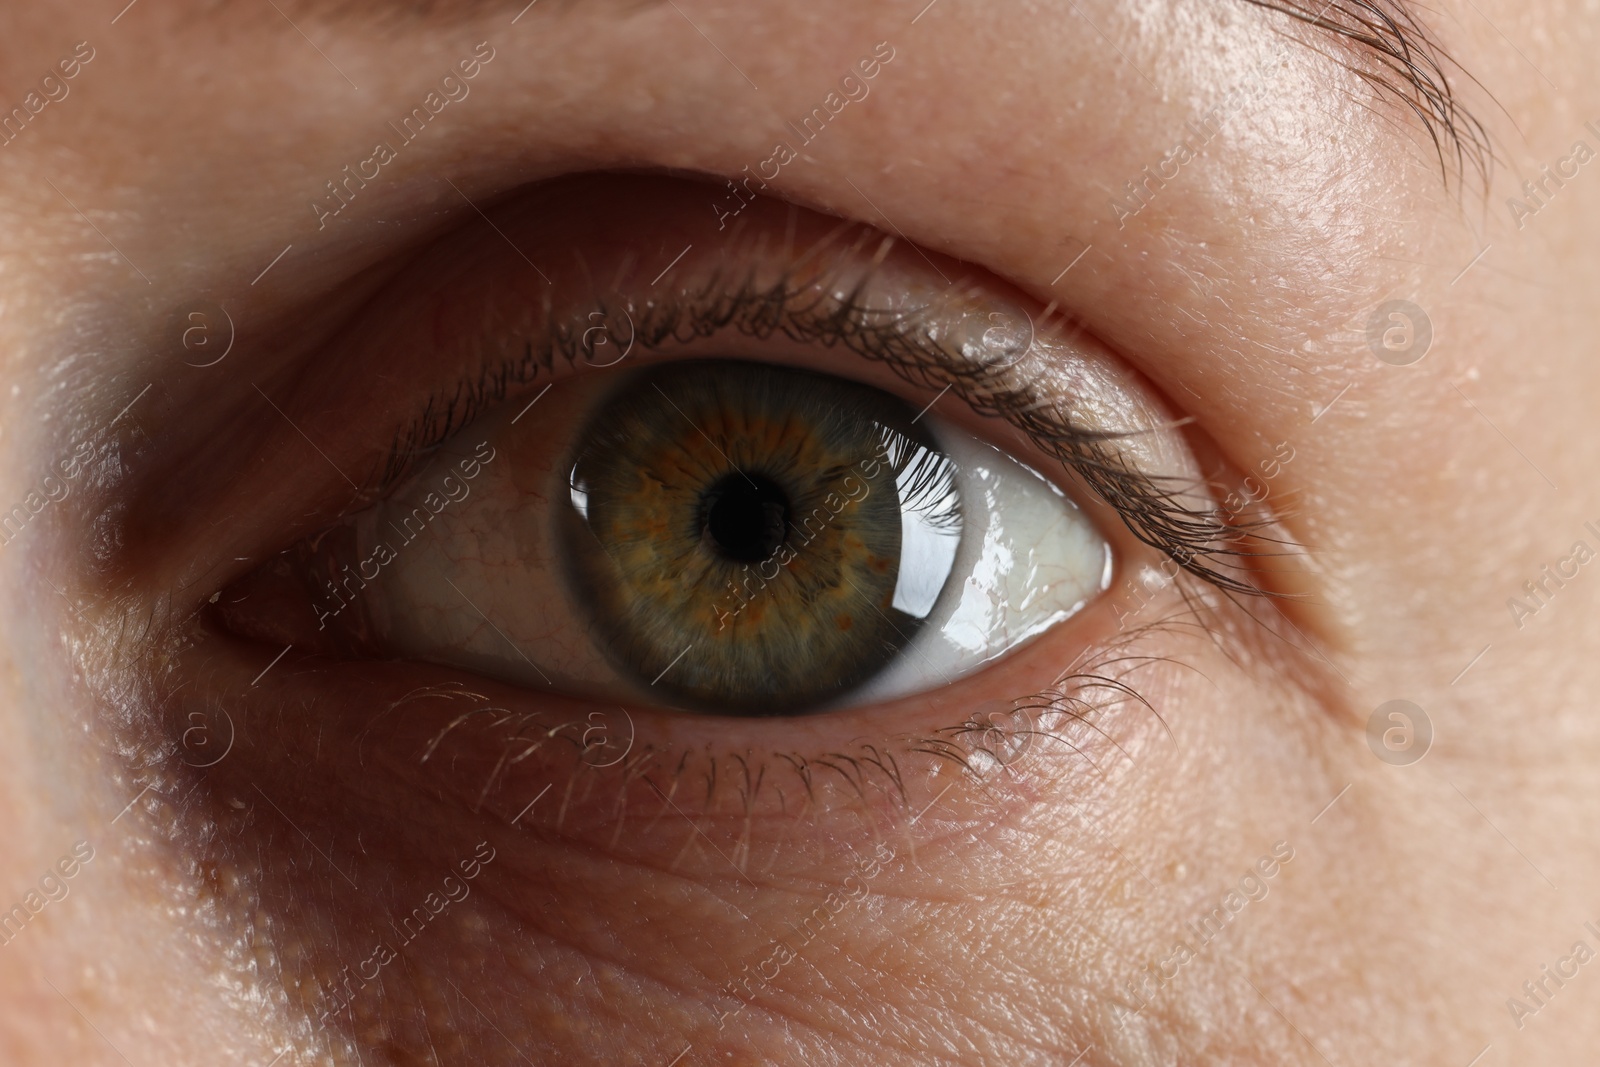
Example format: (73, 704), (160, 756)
(369, 252), (1271, 600)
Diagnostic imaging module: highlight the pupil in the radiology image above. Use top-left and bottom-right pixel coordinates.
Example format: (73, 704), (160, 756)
(703, 473), (790, 563)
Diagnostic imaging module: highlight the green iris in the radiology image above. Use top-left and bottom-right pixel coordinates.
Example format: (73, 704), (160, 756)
(561, 360), (961, 714)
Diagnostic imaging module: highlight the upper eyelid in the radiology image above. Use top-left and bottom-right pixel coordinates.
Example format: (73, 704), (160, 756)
(377, 264), (1050, 486)
(373, 261), (1270, 599)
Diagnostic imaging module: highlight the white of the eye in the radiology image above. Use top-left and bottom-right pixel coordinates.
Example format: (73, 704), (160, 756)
(850, 420), (1111, 704)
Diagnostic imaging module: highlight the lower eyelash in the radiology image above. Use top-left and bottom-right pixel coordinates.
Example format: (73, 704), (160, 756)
(405, 628), (1169, 827)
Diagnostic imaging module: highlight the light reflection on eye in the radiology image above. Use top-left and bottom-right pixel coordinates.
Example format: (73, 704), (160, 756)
(851, 416), (1112, 707)
(323, 358), (1109, 716)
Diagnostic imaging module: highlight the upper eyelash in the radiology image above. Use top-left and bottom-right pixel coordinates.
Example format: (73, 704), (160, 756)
(372, 257), (1277, 599)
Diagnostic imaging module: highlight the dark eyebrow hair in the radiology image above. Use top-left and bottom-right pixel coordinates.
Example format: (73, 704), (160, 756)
(1241, 0), (1493, 188)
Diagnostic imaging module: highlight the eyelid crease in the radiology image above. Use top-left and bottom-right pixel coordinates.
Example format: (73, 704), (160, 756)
(369, 244), (1279, 600)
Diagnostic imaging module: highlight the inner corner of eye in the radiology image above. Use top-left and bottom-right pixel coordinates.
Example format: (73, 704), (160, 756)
(298, 359), (1111, 717)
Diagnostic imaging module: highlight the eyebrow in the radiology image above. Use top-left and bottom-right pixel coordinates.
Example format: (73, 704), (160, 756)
(1242, 0), (1492, 187)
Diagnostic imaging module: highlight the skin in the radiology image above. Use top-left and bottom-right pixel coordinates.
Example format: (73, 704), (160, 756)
(0, 0), (1596, 1064)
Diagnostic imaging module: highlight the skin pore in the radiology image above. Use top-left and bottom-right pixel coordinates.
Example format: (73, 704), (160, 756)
(0, 0), (1598, 1064)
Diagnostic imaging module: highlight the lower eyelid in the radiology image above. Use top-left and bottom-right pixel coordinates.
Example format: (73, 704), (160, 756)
(142, 588), (1207, 1064)
(149, 620), (1168, 1066)
(171, 615), (1148, 846)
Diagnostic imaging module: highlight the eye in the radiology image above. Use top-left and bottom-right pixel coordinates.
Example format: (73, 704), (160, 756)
(284, 358), (1107, 716)
(209, 174), (1225, 739)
